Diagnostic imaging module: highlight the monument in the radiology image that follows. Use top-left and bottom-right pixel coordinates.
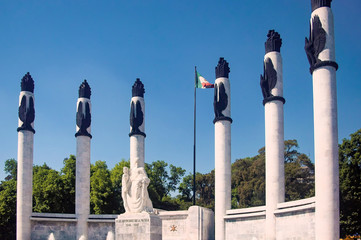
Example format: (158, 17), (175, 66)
(16, 72), (35, 240)
(305, 0), (339, 239)
(213, 57), (232, 240)
(115, 78), (162, 240)
(261, 30), (285, 240)
(75, 80), (92, 240)
(14, 1), (341, 239)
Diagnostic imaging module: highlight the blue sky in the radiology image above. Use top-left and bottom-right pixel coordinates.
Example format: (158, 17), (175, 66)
(1, 1), (360, 181)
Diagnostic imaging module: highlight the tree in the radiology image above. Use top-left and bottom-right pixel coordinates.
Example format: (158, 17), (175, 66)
(178, 171), (215, 210)
(285, 153), (314, 201)
(231, 153), (265, 208)
(4, 159), (17, 181)
(339, 129), (361, 238)
(230, 140), (314, 208)
(60, 155), (76, 213)
(145, 160), (186, 210)
(33, 164), (64, 213)
(90, 160), (113, 214)
(0, 159), (17, 240)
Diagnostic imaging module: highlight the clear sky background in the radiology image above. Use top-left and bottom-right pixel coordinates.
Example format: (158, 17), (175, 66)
(1, 1), (360, 181)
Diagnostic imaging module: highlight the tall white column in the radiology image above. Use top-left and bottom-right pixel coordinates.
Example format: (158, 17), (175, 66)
(305, 1), (339, 239)
(124, 78), (153, 213)
(213, 58), (231, 240)
(261, 30), (285, 240)
(16, 72), (36, 240)
(75, 80), (92, 240)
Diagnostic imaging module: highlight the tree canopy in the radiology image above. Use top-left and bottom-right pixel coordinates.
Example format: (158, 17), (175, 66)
(339, 129), (361, 237)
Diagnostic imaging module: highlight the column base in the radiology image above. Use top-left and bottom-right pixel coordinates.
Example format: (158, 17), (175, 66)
(115, 212), (162, 240)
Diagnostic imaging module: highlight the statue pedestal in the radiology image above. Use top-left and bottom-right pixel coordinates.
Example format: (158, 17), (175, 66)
(115, 212), (162, 240)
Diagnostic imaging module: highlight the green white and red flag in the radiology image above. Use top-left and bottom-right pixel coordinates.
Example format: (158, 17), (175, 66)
(195, 71), (214, 89)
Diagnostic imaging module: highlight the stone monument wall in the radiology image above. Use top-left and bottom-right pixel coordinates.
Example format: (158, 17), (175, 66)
(30, 213), (117, 240)
(29, 206), (214, 240)
(224, 197), (315, 240)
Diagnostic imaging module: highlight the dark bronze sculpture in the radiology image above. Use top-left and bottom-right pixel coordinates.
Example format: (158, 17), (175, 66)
(260, 58), (277, 100)
(129, 78), (146, 137)
(129, 101), (145, 137)
(213, 58), (232, 124)
(17, 72), (35, 133)
(214, 82), (228, 120)
(260, 30), (285, 105)
(75, 80), (92, 138)
(305, 15), (326, 71)
(215, 57), (230, 79)
(265, 30), (282, 54)
(311, 0), (332, 12)
(17, 95), (35, 133)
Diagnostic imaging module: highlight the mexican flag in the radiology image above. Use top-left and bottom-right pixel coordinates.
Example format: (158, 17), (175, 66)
(195, 71), (214, 89)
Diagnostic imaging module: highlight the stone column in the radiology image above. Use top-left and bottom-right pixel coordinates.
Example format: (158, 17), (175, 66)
(16, 72), (36, 240)
(305, 1), (339, 239)
(213, 58), (231, 240)
(260, 30), (285, 240)
(75, 80), (92, 240)
(129, 78), (146, 170)
(116, 79), (160, 240)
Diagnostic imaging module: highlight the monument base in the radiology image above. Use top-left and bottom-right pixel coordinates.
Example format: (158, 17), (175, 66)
(115, 212), (162, 240)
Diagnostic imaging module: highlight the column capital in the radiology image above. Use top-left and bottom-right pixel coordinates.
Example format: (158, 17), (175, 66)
(311, 0), (332, 12)
(265, 30), (282, 54)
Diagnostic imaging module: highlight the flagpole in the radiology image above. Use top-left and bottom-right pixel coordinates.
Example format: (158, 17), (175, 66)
(193, 66), (197, 205)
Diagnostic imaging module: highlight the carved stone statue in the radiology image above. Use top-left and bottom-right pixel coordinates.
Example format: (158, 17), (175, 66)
(122, 166), (153, 213)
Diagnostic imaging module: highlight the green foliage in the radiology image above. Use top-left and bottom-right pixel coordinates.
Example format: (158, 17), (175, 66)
(60, 155), (76, 213)
(0, 179), (17, 240)
(285, 153), (314, 201)
(231, 140), (314, 208)
(178, 171), (215, 210)
(231, 154), (265, 208)
(145, 160), (186, 210)
(339, 129), (361, 237)
(4, 159), (17, 181)
(90, 160), (114, 214)
(33, 163), (64, 213)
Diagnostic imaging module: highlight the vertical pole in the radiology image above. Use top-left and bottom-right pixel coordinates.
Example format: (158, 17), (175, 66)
(214, 58), (231, 240)
(16, 72), (35, 240)
(261, 30), (285, 240)
(75, 80), (92, 240)
(306, 1), (339, 239)
(193, 66), (197, 205)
